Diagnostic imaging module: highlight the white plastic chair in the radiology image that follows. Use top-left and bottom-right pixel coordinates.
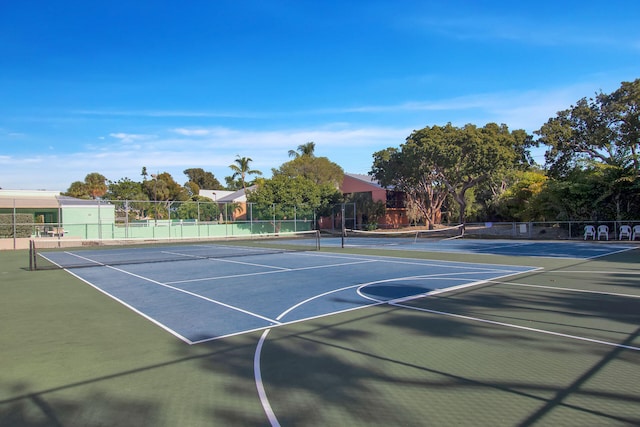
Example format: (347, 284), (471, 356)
(597, 225), (609, 240)
(633, 225), (640, 240)
(584, 225), (596, 240)
(619, 225), (632, 240)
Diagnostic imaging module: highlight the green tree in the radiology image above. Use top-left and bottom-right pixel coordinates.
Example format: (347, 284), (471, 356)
(105, 178), (147, 201)
(247, 175), (342, 224)
(537, 79), (640, 178)
(274, 154), (343, 187)
(371, 146), (448, 227)
(536, 79), (640, 220)
(63, 173), (108, 199)
(372, 123), (531, 225)
(184, 181), (200, 198)
(105, 178), (149, 220)
(228, 155), (262, 190)
(288, 141), (316, 158)
(84, 173), (108, 199)
(183, 168), (223, 190)
(535, 170), (599, 221)
(143, 172), (189, 219)
(344, 192), (386, 230)
(224, 175), (242, 191)
(176, 196), (220, 221)
(494, 170), (548, 221)
(64, 181), (90, 199)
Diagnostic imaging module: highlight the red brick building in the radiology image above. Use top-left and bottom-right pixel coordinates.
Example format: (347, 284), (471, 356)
(338, 173), (409, 229)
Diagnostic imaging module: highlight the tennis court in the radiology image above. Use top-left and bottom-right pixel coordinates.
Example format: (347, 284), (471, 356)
(40, 246), (536, 344)
(2, 236), (639, 426)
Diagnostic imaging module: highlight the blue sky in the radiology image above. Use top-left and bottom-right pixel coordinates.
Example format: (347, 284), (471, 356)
(1, 1), (639, 191)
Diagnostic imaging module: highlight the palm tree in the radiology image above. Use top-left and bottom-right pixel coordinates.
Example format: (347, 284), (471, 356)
(229, 156), (262, 190)
(288, 141), (316, 158)
(84, 172), (108, 199)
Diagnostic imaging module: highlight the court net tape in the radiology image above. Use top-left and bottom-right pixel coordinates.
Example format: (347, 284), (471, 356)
(29, 230), (320, 271)
(344, 224), (464, 246)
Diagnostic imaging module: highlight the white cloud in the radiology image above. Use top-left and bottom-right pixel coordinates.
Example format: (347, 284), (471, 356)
(2, 80), (628, 190)
(109, 133), (156, 144)
(172, 128), (212, 136)
(1, 124), (410, 190)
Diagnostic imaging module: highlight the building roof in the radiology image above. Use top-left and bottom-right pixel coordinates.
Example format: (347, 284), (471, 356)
(199, 190), (235, 201)
(200, 186), (256, 203)
(216, 188), (247, 203)
(344, 173), (384, 188)
(0, 189), (107, 209)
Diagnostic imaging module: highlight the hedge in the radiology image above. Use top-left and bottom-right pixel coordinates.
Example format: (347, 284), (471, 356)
(0, 214), (34, 238)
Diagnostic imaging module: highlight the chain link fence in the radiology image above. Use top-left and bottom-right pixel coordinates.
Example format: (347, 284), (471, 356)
(0, 199), (319, 249)
(2, 196), (639, 249)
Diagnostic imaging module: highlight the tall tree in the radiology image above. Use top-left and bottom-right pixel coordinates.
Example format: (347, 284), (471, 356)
(372, 123), (530, 225)
(105, 178), (149, 220)
(228, 155), (262, 190)
(63, 172), (108, 199)
(183, 168), (223, 190)
(105, 178), (147, 201)
(64, 181), (89, 199)
(274, 152), (343, 187)
(537, 78), (640, 178)
(247, 175), (342, 223)
(85, 173), (108, 199)
(371, 146), (448, 227)
(143, 172), (189, 219)
(536, 79), (640, 220)
(493, 170), (548, 221)
(288, 141), (316, 158)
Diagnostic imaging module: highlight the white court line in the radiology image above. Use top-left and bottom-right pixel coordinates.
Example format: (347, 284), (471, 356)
(489, 280), (640, 299)
(162, 250), (291, 271)
(165, 259), (379, 285)
(51, 251), (107, 266)
(255, 329), (281, 427)
(253, 265), (537, 427)
(99, 265), (282, 335)
(64, 268), (194, 344)
(390, 301), (640, 352)
(301, 250), (533, 273)
(542, 270), (640, 275)
(474, 241), (534, 252)
(166, 254), (526, 285)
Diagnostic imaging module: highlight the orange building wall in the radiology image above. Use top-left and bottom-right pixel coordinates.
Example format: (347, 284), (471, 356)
(341, 175), (387, 203)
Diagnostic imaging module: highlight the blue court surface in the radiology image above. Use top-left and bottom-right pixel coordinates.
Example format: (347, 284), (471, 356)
(327, 236), (636, 258)
(60, 250), (538, 345)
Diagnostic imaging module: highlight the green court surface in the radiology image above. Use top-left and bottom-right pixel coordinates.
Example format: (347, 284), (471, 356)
(1, 244), (639, 426)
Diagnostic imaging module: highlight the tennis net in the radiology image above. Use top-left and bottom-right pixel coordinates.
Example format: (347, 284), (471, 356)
(343, 224), (464, 247)
(29, 230), (320, 270)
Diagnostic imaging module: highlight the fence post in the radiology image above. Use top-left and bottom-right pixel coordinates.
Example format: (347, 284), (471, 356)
(12, 198), (16, 249)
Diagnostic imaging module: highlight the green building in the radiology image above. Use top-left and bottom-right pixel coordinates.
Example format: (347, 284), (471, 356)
(0, 190), (115, 239)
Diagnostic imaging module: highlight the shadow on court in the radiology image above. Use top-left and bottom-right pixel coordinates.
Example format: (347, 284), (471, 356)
(2, 248), (639, 426)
